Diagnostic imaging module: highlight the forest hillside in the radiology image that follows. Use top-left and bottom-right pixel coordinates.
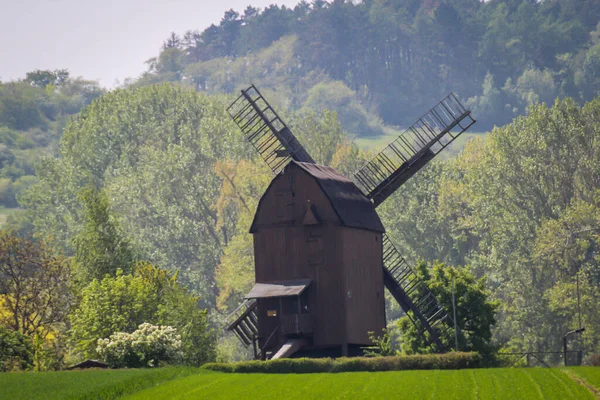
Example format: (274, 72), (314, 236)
(138, 0), (600, 131)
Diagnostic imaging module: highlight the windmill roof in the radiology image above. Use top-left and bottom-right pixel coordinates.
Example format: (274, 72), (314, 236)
(249, 161), (385, 233)
(293, 161), (385, 232)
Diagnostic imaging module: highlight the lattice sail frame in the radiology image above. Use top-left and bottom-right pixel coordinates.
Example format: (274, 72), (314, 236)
(354, 93), (475, 207)
(227, 85), (314, 174)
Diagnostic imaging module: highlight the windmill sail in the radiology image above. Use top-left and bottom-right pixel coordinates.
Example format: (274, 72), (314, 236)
(227, 85), (315, 174)
(354, 93), (475, 207)
(355, 94), (475, 353)
(382, 234), (454, 352)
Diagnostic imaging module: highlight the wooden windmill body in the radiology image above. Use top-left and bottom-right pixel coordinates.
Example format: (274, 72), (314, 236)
(250, 161), (386, 357)
(225, 86), (475, 359)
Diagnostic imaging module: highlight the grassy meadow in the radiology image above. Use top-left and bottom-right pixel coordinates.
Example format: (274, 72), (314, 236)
(0, 367), (197, 400)
(0, 206), (11, 228)
(2, 367), (599, 400)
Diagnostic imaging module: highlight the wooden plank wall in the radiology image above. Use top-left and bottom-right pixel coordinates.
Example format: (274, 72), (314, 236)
(342, 227), (385, 345)
(254, 225), (346, 347)
(252, 163), (384, 350)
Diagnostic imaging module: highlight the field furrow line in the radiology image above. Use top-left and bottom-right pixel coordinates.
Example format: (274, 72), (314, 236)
(562, 369), (600, 399)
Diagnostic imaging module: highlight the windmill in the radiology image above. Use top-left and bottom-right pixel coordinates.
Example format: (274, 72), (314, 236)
(225, 85), (475, 359)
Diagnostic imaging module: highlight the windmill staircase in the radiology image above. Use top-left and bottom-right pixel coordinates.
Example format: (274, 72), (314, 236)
(354, 93), (475, 207)
(225, 299), (260, 354)
(225, 299), (286, 360)
(227, 85), (315, 174)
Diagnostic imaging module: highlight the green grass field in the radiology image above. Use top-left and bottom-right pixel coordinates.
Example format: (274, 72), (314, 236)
(0, 206), (11, 228)
(0, 367), (197, 400)
(123, 367), (600, 400)
(2, 367), (598, 400)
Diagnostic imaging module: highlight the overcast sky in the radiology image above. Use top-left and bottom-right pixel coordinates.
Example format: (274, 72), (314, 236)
(1, 0), (301, 87)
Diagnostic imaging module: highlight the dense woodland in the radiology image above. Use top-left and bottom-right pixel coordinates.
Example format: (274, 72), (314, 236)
(1, 0), (600, 370)
(138, 0), (600, 130)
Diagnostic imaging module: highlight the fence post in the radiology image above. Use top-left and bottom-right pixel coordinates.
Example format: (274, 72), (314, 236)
(564, 336), (568, 366)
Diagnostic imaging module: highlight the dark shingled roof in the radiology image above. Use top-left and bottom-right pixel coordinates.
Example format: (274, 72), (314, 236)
(251, 161), (384, 233)
(294, 162), (385, 232)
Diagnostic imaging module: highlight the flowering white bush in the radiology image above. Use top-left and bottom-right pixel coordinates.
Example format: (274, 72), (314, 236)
(97, 323), (182, 368)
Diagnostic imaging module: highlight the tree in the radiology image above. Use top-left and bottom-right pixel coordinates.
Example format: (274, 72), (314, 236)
(24, 69), (69, 88)
(0, 232), (71, 339)
(213, 159), (270, 310)
(397, 261), (497, 354)
(21, 85), (249, 304)
(72, 186), (134, 283)
(69, 262), (216, 365)
(69, 268), (158, 358)
(420, 97), (600, 353)
(0, 325), (34, 371)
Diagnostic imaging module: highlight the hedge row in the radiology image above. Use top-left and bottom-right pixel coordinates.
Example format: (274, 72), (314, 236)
(202, 352), (483, 373)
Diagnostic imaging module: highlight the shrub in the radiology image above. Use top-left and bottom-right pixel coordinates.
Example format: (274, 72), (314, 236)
(587, 354), (600, 366)
(70, 263), (216, 366)
(201, 352), (482, 373)
(97, 323), (182, 368)
(0, 325), (34, 371)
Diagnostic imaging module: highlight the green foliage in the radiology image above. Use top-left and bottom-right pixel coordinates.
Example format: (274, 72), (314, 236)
(397, 261), (497, 354)
(377, 97), (600, 354)
(24, 69), (70, 88)
(0, 326), (34, 372)
(69, 262), (216, 366)
(0, 71), (103, 209)
(21, 84), (250, 303)
(69, 269), (157, 359)
(363, 328), (396, 357)
(300, 81), (385, 137)
(291, 109), (346, 165)
(0, 367), (198, 400)
(72, 186), (134, 282)
(141, 0), (600, 132)
(201, 352), (482, 373)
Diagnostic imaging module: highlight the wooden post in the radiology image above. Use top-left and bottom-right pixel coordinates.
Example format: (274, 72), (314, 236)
(341, 343), (348, 357)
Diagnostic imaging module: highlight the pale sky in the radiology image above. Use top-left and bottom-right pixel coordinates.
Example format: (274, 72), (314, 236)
(1, 0), (301, 87)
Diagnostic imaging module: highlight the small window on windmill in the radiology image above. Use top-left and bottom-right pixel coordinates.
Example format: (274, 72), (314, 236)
(267, 310), (277, 317)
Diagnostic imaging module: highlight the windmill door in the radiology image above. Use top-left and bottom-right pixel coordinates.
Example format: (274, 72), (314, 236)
(259, 298), (281, 353)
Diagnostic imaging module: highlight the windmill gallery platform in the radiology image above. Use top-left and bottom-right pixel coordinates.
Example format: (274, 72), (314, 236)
(225, 85), (476, 360)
